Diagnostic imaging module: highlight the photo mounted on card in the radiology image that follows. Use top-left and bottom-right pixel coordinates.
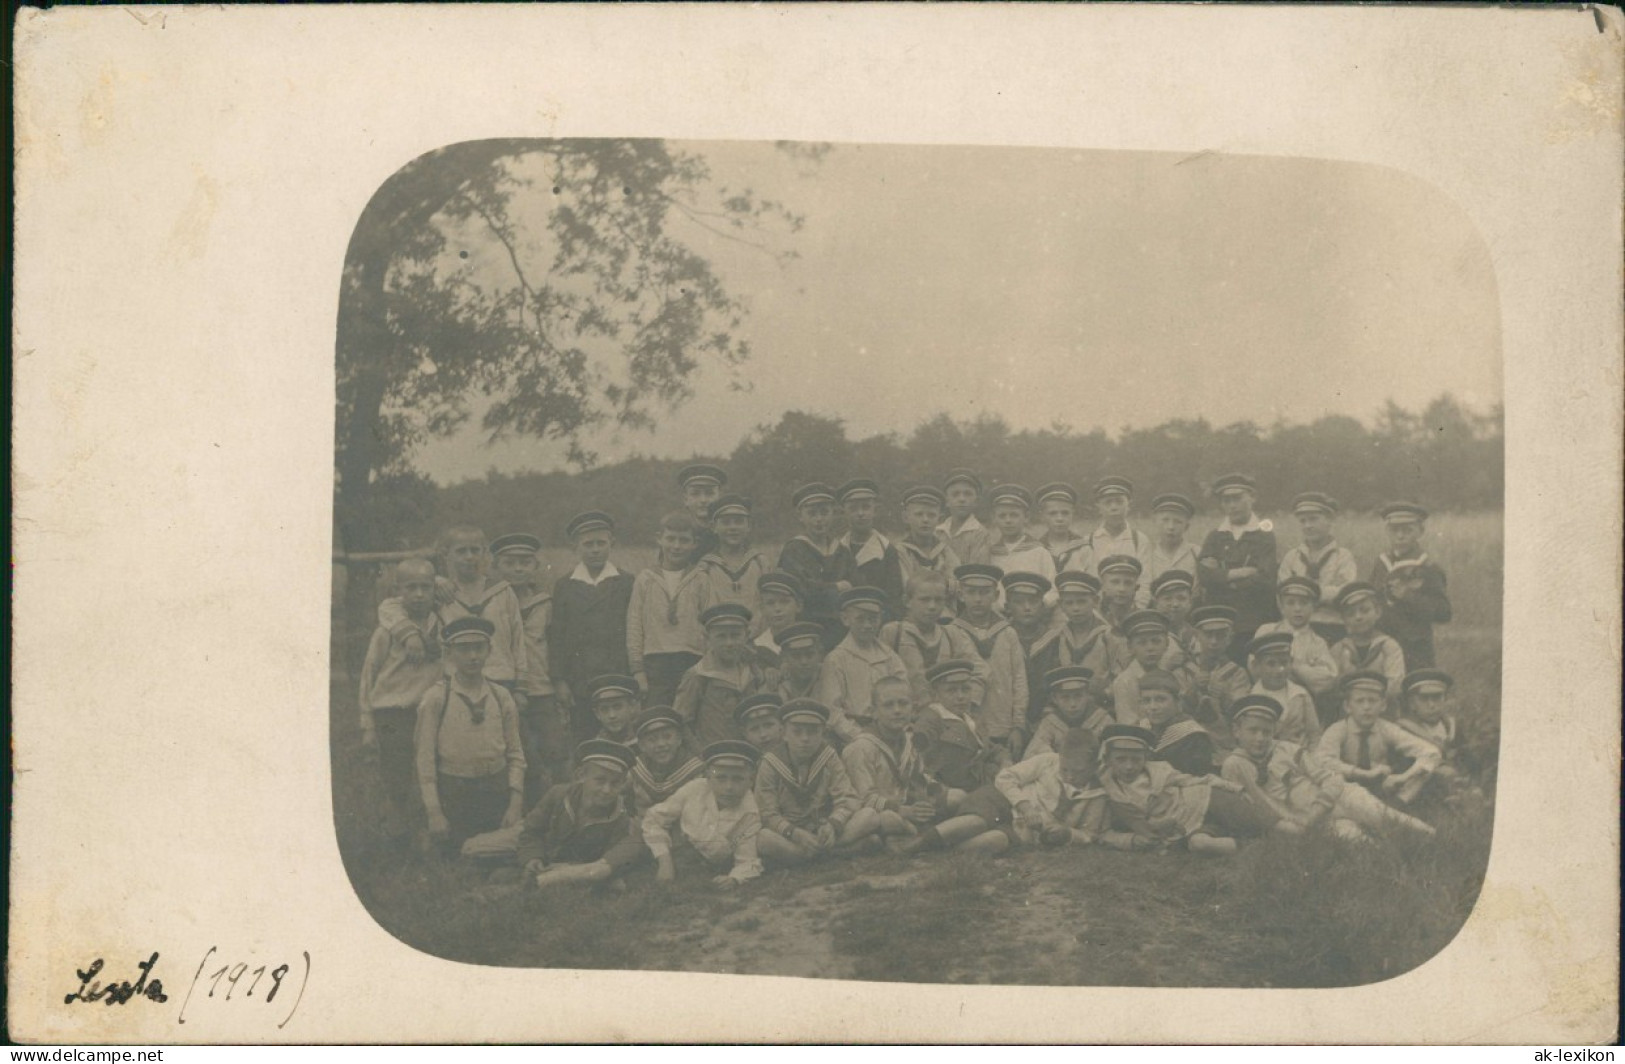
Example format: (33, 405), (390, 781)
(11, 3), (1621, 1044)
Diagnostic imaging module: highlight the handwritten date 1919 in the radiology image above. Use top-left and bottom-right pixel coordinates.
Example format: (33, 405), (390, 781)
(177, 947), (311, 1030)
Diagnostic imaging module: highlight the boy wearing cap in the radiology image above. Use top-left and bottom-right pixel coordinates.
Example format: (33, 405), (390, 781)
(519, 740), (647, 890)
(734, 693), (785, 752)
(901, 660), (1015, 855)
(1316, 670), (1440, 802)
(678, 463), (727, 561)
(415, 617), (527, 851)
(987, 484), (1058, 593)
(1036, 483), (1090, 574)
(1149, 569), (1200, 661)
(1109, 610), (1182, 727)
(938, 469), (994, 567)
(1197, 474), (1278, 654)
(755, 699), (880, 863)
(897, 485), (964, 597)
(950, 565), (1029, 750)
(359, 557), (444, 835)
(491, 533), (565, 803)
(1256, 576), (1341, 726)
(1394, 669), (1469, 801)
(840, 479), (906, 620)
(1142, 670), (1217, 776)
(1372, 502), (1453, 670)
(750, 570), (806, 671)
(1279, 492), (1359, 643)
(1143, 493), (1202, 599)
(883, 571), (989, 709)
(628, 707), (706, 814)
(628, 511), (712, 709)
(1023, 666), (1109, 761)
(1096, 554), (1145, 660)
(1002, 572), (1056, 722)
(673, 604), (771, 747)
(1330, 582), (1407, 702)
(1246, 631), (1323, 750)
(822, 587), (909, 745)
(1178, 605), (1252, 734)
(778, 483), (856, 649)
(842, 676), (940, 846)
(697, 495), (770, 632)
(644, 740), (765, 889)
(381, 525), (528, 696)
(1027, 571), (1114, 724)
(1096, 724), (1262, 855)
(585, 674), (642, 747)
(997, 728), (1109, 848)
(769, 622), (831, 703)
(1086, 477), (1150, 595)
(550, 511), (636, 744)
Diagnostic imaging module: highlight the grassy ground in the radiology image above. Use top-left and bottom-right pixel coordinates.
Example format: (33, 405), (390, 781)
(331, 511), (1501, 986)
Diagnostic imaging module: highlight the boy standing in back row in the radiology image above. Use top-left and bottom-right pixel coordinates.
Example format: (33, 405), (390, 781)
(678, 463), (727, 561)
(896, 485), (963, 596)
(697, 495), (770, 631)
(1086, 477), (1150, 602)
(839, 478), (906, 620)
(1197, 474), (1278, 657)
(938, 469), (994, 566)
(627, 511), (712, 709)
(1278, 492), (1359, 644)
(549, 511), (635, 745)
(1372, 502), (1453, 670)
(778, 483), (856, 649)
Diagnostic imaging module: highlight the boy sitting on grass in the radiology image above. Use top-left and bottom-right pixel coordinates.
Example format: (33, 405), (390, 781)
(1142, 670), (1216, 776)
(628, 706), (705, 814)
(1246, 631), (1323, 750)
(1096, 724), (1265, 855)
(1255, 575), (1341, 726)
(997, 727), (1108, 848)
(1023, 665), (1110, 760)
(898, 660), (1016, 856)
(584, 674), (641, 747)
(883, 571), (989, 709)
(415, 616), (526, 854)
(733, 693), (784, 752)
(754, 699), (881, 864)
(644, 739), (765, 890)
(1222, 694), (1434, 841)
(1315, 670), (1441, 806)
(519, 739), (647, 891)
(1394, 668), (1475, 805)
(842, 676), (941, 849)
(673, 603), (769, 747)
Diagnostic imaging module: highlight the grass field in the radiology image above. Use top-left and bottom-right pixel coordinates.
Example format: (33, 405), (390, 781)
(331, 511), (1501, 986)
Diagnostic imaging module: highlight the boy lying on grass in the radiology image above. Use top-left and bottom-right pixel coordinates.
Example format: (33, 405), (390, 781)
(1096, 724), (1274, 855)
(643, 740), (765, 890)
(518, 740), (648, 891)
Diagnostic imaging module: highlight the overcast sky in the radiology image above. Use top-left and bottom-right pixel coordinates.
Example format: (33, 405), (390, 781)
(406, 141), (1501, 485)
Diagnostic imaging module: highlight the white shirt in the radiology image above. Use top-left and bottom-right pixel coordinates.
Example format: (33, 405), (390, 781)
(640, 778), (763, 882)
(568, 561), (623, 587)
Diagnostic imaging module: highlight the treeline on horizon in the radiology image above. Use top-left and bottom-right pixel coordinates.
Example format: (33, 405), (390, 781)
(359, 393), (1503, 550)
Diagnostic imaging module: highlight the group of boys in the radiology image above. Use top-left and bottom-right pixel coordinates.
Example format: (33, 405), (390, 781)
(357, 464), (1469, 890)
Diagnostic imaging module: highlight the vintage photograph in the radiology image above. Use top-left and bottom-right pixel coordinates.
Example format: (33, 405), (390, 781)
(330, 138), (1505, 987)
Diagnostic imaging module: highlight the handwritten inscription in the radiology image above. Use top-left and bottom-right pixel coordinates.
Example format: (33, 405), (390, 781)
(177, 946), (310, 1029)
(64, 953), (169, 1006)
